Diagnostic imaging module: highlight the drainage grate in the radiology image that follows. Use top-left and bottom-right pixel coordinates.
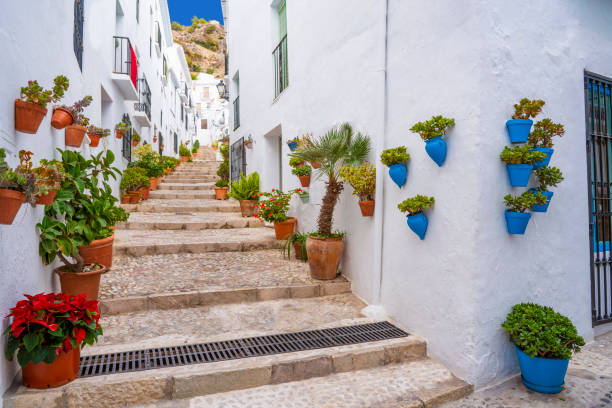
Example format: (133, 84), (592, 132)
(79, 321), (408, 377)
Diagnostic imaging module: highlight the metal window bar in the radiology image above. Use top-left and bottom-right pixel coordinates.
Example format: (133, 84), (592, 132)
(155, 21), (161, 48)
(73, 0), (84, 71)
(113, 36), (133, 76)
(136, 0), (139, 22)
(173, 133), (178, 154)
(230, 137), (246, 182)
(585, 71), (612, 326)
(233, 96), (240, 130)
(121, 114), (132, 162)
(272, 35), (288, 98)
(135, 78), (151, 121)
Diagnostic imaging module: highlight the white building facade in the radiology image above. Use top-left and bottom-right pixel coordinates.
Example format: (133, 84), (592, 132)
(191, 73), (229, 147)
(225, 0), (612, 387)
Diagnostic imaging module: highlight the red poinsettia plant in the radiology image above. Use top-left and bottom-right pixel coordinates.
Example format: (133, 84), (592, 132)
(254, 189), (295, 223)
(4, 293), (102, 367)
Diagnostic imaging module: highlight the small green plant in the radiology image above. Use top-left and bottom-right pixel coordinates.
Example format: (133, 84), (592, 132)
(502, 303), (585, 359)
(194, 140), (200, 149)
(535, 166), (564, 191)
(0, 149), (39, 204)
(512, 98), (545, 120)
(255, 189), (295, 223)
(20, 75), (69, 107)
(190, 73), (198, 80)
(229, 172), (260, 201)
(397, 195), (435, 216)
(380, 146), (410, 167)
(205, 24), (216, 34)
(281, 232), (310, 261)
(86, 125), (110, 137)
(410, 116), (455, 141)
(192, 146), (197, 153)
(206, 67), (215, 75)
(171, 21), (182, 31)
(500, 145), (547, 165)
(179, 144), (191, 158)
(291, 165), (312, 177)
(504, 191), (547, 212)
(289, 157), (304, 168)
(132, 132), (141, 143)
(58, 95), (92, 127)
(120, 167), (150, 192)
(338, 161), (376, 201)
(217, 144), (230, 183)
(192, 65), (202, 73)
(115, 122), (131, 131)
(527, 119), (565, 148)
(215, 179), (228, 188)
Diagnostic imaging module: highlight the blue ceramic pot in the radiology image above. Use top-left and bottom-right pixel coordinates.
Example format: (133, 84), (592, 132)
(287, 141), (299, 151)
(515, 346), (569, 394)
(388, 163), (407, 188)
(300, 195), (310, 204)
(424, 136), (447, 167)
(505, 211), (531, 234)
(506, 119), (533, 143)
(532, 148), (554, 169)
(529, 189), (553, 212)
(506, 164), (533, 187)
(407, 212), (428, 240)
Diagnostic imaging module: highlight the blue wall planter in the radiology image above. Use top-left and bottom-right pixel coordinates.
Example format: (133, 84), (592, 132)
(505, 211), (531, 234)
(424, 136), (447, 167)
(407, 212), (428, 240)
(529, 189), (553, 212)
(506, 119), (533, 143)
(300, 195), (310, 204)
(287, 141), (299, 151)
(532, 148), (554, 169)
(515, 346), (569, 394)
(388, 163), (407, 188)
(506, 164), (533, 187)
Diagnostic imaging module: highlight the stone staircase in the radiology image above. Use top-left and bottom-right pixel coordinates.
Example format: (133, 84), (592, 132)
(3, 147), (472, 408)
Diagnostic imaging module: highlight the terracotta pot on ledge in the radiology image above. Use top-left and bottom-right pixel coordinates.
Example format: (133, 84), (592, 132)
(55, 264), (108, 300)
(14, 99), (47, 134)
(238, 200), (259, 217)
(274, 217), (297, 240)
(22, 347), (80, 389)
(79, 235), (115, 269)
(65, 125), (86, 147)
(214, 187), (228, 200)
(305, 236), (344, 280)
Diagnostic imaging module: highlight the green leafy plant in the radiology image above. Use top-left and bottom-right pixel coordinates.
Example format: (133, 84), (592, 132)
(32, 159), (66, 195)
(120, 167), (150, 192)
(535, 166), (564, 191)
(255, 189), (296, 223)
(20, 75), (69, 107)
(0, 149), (40, 204)
(281, 232), (310, 261)
(500, 145), (547, 165)
(190, 73), (198, 80)
(205, 24), (216, 34)
(132, 132), (141, 143)
(397, 195), (435, 216)
(215, 179), (229, 188)
(410, 116), (455, 141)
(289, 157), (304, 168)
(86, 125), (110, 137)
(206, 68), (214, 75)
(217, 143), (230, 183)
(179, 144), (191, 158)
(338, 161), (376, 201)
(380, 147), (410, 167)
(501, 303), (585, 359)
(115, 122), (131, 131)
(194, 140), (200, 149)
(229, 172), (260, 201)
(192, 146), (198, 153)
(512, 98), (545, 120)
(504, 191), (547, 212)
(291, 165), (312, 177)
(527, 119), (565, 148)
(171, 21), (182, 31)
(58, 95), (92, 127)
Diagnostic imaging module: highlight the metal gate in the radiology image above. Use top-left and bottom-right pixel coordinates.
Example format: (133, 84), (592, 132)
(122, 114), (132, 162)
(230, 137), (246, 182)
(585, 71), (612, 326)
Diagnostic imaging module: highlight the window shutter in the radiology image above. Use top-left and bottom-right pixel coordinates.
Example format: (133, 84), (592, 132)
(201, 119), (207, 129)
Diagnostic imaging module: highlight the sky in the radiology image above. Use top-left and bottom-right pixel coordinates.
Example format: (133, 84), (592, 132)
(168, 0), (223, 26)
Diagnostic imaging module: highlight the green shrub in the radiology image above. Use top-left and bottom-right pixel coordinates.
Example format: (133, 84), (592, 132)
(535, 166), (563, 191)
(206, 68), (214, 75)
(193, 39), (218, 51)
(338, 161), (376, 201)
(120, 167), (150, 191)
(171, 22), (182, 31)
(291, 165), (312, 176)
(512, 98), (545, 120)
(20, 75), (69, 108)
(192, 65), (201, 73)
(229, 172), (260, 201)
(194, 140), (200, 149)
(289, 157), (304, 168)
(500, 145), (546, 165)
(205, 24), (216, 34)
(215, 179), (228, 188)
(502, 303), (585, 359)
(528, 119), (565, 148)
(503, 191), (547, 212)
(380, 146), (410, 167)
(410, 115), (455, 141)
(132, 133), (141, 142)
(179, 144), (191, 158)
(397, 195), (434, 216)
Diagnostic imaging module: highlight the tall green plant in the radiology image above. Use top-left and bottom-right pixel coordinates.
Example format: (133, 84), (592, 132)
(217, 144), (230, 183)
(228, 172), (260, 201)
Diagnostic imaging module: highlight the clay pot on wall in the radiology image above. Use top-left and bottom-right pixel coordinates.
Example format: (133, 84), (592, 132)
(65, 125), (86, 147)
(88, 133), (101, 147)
(299, 175), (311, 188)
(14, 99), (47, 134)
(358, 200), (375, 217)
(36, 190), (57, 206)
(116, 130), (125, 139)
(0, 189), (25, 224)
(127, 191), (140, 204)
(305, 236), (344, 280)
(50, 108), (73, 130)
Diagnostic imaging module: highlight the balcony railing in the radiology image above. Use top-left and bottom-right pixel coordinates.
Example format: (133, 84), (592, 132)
(113, 36), (137, 88)
(134, 78), (151, 121)
(272, 35), (288, 98)
(233, 96), (240, 130)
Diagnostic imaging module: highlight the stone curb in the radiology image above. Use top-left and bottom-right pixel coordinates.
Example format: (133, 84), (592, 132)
(157, 184), (215, 190)
(120, 203), (241, 213)
(113, 236), (281, 256)
(116, 218), (263, 230)
(148, 192), (216, 199)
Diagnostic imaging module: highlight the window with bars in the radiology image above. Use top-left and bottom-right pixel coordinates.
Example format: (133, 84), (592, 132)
(173, 133), (178, 154)
(73, 0), (84, 71)
(136, 0), (139, 22)
(122, 114), (132, 162)
(273, 1), (288, 98)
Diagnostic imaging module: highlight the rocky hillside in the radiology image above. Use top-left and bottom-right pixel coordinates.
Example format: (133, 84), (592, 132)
(172, 17), (226, 79)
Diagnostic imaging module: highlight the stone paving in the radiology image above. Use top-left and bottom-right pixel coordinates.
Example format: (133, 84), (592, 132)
(157, 182), (215, 190)
(120, 198), (241, 213)
(117, 211), (263, 230)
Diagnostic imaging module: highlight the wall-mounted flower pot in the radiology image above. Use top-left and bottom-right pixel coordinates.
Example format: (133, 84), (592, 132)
(245, 141), (253, 149)
(299, 175), (311, 187)
(65, 125), (86, 147)
(36, 190), (57, 206)
(506, 164), (533, 187)
(116, 130), (124, 139)
(305, 235), (344, 280)
(181, 156), (189, 163)
(22, 347), (80, 389)
(50, 108), (73, 130)
(529, 189), (554, 213)
(239, 199), (259, 217)
(214, 186), (228, 200)
(0, 188), (25, 224)
(273, 217), (297, 240)
(506, 119), (533, 143)
(359, 200), (375, 217)
(127, 190), (140, 203)
(132, 140), (139, 147)
(153, 137), (158, 143)
(505, 210), (531, 234)
(14, 99), (47, 134)
(532, 148), (553, 169)
(310, 161), (321, 169)
(388, 163), (407, 188)
(55, 264), (108, 300)
(88, 134), (101, 147)
(79, 235), (115, 269)
(287, 141), (299, 151)
(406, 212), (428, 240)
(515, 346), (569, 394)
(300, 194), (310, 204)
(425, 136), (447, 167)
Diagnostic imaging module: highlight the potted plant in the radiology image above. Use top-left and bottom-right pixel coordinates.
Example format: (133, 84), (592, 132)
(291, 123), (370, 279)
(37, 149), (126, 298)
(507, 98), (545, 143)
(212, 140), (219, 151)
(131, 132), (141, 147)
(339, 161), (376, 217)
(255, 189), (297, 239)
(115, 122), (131, 139)
(530, 166), (564, 213)
(62, 96), (92, 147)
(86, 125), (110, 148)
(295, 188), (309, 203)
(228, 172), (260, 217)
(410, 115), (455, 167)
(33, 159), (66, 206)
(131, 145), (164, 190)
(503, 190), (547, 234)
(121, 167), (149, 203)
(244, 136), (253, 148)
(214, 180), (229, 199)
(502, 303), (585, 394)
(397, 195), (435, 240)
(192, 146), (198, 158)
(16, 75), (69, 134)
(380, 146), (410, 188)
(4, 292), (102, 389)
(292, 164), (312, 187)
(287, 137), (300, 151)
(179, 144), (191, 162)
(0, 149), (38, 224)
(282, 231), (309, 261)
(289, 157), (305, 168)
(527, 118), (564, 168)
(500, 145), (547, 187)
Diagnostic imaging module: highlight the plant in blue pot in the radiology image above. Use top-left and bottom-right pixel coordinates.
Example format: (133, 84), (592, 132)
(410, 115), (455, 167)
(503, 191), (546, 234)
(398, 195), (434, 240)
(380, 146), (410, 188)
(527, 118), (564, 169)
(507, 98), (545, 143)
(287, 137), (300, 152)
(500, 145), (547, 187)
(502, 303), (585, 394)
(530, 166), (564, 213)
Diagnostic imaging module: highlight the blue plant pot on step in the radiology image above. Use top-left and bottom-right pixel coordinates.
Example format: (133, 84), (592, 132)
(388, 163), (407, 188)
(515, 346), (569, 394)
(424, 136), (447, 167)
(505, 211), (531, 234)
(528, 189), (553, 212)
(506, 164), (533, 187)
(506, 119), (533, 143)
(407, 212), (428, 240)
(532, 148), (554, 169)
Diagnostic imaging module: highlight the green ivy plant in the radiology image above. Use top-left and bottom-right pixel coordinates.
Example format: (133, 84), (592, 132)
(535, 166), (564, 192)
(228, 172), (260, 201)
(503, 191), (547, 212)
(20, 75), (69, 107)
(410, 116), (455, 141)
(500, 145), (547, 165)
(380, 147), (410, 167)
(512, 98), (545, 120)
(291, 165), (312, 177)
(397, 195), (434, 216)
(338, 161), (376, 201)
(527, 119), (565, 148)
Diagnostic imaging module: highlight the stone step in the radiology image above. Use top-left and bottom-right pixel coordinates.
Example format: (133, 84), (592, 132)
(157, 183), (215, 191)
(170, 170), (218, 176)
(116, 212), (262, 230)
(120, 199), (240, 213)
(148, 190), (215, 200)
(163, 176), (218, 183)
(113, 228), (280, 256)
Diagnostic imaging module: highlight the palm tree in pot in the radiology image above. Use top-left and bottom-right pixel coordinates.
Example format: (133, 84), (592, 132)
(291, 123), (370, 279)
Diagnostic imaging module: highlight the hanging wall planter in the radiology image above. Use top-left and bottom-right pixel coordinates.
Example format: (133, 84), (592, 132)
(338, 161), (376, 218)
(532, 148), (553, 169)
(505, 211), (531, 234)
(500, 145), (546, 187)
(530, 167), (563, 213)
(300, 193), (310, 204)
(359, 200), (375, 217)
(527, 118), (564, 168)
(424, 136), (448, 167)
(299, 175), (310, 187)
(529, 189), (553, 212)
(14, 76), (69, 134)
(389, 163), (407, 187)
(407, 212), (428, 240)
(88, 134), (101, 147)
(35, 190), (57, 206)
(65, 125), (86, 147)
(398, 195), (434, 240)
(309, 161), (321, 169)
(50, 108), (73, 130)
(503, 191), (546, 234)
(506, 98), (545, 143)
(292, 164), (312, 188)
(287, 141), (299, 151)
(0, 189), (25, 225)
(15, 99), (48, 134)
(380, 147), (410, 188)
(506, 164), (533, 187)
(410, 115), (455, 167)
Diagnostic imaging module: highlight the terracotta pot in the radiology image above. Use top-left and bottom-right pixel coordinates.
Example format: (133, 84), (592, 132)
(0, 189), (25, 224)
(155, 177), (162, 187)
(88, 133), (101, 147)
(55, 264), (107, 300)
(212, 146), (218, 151)
(193, 153), (198, 158)
(116, 130), (125, 139)
(274, 217), (297, 240)
(214, 187), (228, 200)
(139, 187), (150, 200)
(127, 190), (140, 203)
(239, 200), (259, 217)
(22, 347), (80, 389)
(149, 177), (157, 190)
(358, 200), (375, 217)
(132, 140), (139, 147)
(299, 175), (311, 188)
(79, 235), (114, 269)
(293, 242), (307, 261)
(50, 108), (73, 130)
(121, 195), (130, 204)
(305, 236), (344, 280)
(65, 125), (86, 147)
(14, 99), (47, 134)
(36, 190), (57, 206)
(244, 141), (252, 148)
(181, 156), (189, 163)
(310, 161), (321, 169)
(153, 137), (157, 143)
